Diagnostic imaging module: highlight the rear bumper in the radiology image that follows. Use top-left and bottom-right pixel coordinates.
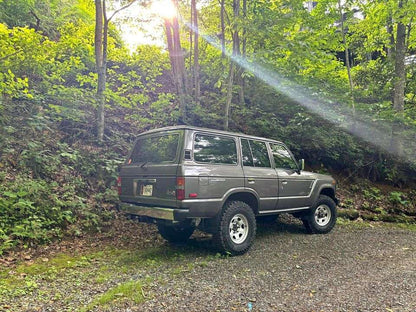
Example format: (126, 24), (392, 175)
(119, 202), (190, 221)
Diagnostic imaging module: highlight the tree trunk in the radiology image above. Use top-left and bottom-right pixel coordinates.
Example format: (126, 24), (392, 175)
(225, 62), (235, 130)
(95, 0), (105, 143)
(192, 0), (200, 105)
(238, 0), (246, 105)
(220, 0), (225, 57)
(94, 0), (137, 143)
(224, 0), (241, 130)
(391, 19), (406, 156)
(232, 0), (240, 56)
(165, 12), (187, 124)
(232, 0), (244, 108)
(386, 14), (395, 59)
(338, 0), (355, 130)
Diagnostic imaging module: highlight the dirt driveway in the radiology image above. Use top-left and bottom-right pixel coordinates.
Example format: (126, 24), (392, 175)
(2, 218), (416, 312)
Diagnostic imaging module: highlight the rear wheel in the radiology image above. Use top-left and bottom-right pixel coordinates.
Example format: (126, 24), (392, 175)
(213, 200), (256, 255)
(303, 195), (337, 234)
(157, 221), (195, 243)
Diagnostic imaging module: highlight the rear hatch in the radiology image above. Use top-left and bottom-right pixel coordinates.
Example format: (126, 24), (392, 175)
(119, 130), (183, 208)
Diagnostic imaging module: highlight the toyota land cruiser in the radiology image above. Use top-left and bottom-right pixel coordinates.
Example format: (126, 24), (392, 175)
(118, 126), (338, 255)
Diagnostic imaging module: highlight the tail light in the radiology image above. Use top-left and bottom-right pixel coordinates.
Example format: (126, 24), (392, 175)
(117, 176), (122, 195)
(176, 177), (185, 200)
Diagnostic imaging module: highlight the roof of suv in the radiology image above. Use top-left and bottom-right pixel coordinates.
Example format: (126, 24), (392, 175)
(138, 125), (284, 144)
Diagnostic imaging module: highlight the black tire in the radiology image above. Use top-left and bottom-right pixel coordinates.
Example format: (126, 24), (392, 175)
(303, 195), (337, 234)
(213, 200), (256, 255)
(157, 221), (195, 243)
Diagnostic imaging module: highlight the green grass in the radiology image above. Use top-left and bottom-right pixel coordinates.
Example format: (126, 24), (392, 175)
(0, 252), (94, 297)
(336, 216), (416, 231)
(0, 243), (217, 310)
(82, 280), (144, 311)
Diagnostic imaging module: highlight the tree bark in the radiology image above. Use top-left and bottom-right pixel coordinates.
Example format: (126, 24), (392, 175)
(232, 0), (240, 56)
(220, 0), (225, 57)
(338, 0), (355, 126)
(238, 0), (246, 105)
(192, 0), (200, 105)
(224, 0), (241, 129)
(386, 14), (395, 59)
(94, 0), (136, 143)
(164, 8), (187, 124)
(391, 19), (406, 156)
(225, 62), (235, 130)
(95, 0), (105, 143)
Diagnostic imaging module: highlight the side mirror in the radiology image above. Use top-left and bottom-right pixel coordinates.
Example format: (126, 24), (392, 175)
(298, 159), (305, 171)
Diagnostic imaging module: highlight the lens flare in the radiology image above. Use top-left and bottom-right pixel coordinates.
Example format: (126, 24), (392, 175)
(185, 22), (416, 165)
(151, 0), (177, 19)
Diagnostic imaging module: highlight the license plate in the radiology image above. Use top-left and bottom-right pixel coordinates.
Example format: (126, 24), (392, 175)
(141, 184), (153, 196)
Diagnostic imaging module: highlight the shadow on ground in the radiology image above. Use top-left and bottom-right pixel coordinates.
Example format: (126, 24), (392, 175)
(134, 214), (308, 259)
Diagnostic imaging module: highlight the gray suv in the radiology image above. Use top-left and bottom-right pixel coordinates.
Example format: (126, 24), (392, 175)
(118, 126), (338, 255)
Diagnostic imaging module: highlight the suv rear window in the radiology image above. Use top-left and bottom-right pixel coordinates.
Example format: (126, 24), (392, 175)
(129, 133), (179, 164)
(194, 134), (237, 165)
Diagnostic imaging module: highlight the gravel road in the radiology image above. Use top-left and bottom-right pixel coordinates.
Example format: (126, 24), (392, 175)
(4, 217), (416, 312)
(135, 218), (416, 312)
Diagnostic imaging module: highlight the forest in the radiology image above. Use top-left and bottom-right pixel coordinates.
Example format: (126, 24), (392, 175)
(1, 0), (416, 255)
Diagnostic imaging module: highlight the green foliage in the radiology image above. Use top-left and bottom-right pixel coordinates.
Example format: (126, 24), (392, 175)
(363, 187), (382, 201)
(1, 0), (416, 254)
(389, 191), (408, 206)
(0, 177), (76, 253)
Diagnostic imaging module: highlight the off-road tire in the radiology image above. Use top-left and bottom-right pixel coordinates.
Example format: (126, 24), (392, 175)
(213, 200), (256, 255)
(157, 221), (195, 243)
(303, 195), (337, 234)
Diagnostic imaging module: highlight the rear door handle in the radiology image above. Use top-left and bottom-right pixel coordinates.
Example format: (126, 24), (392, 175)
(282, 180), (288, 185)
(247, 178), (255, 184)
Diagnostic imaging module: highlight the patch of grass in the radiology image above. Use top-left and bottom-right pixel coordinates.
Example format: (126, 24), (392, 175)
(16, 254), (91, 276)
(0, 253), (93, 298)
(379, 222), (416, 232)
(336, 217), (416, 231)
(0, 243), (217, 309)
(337, 208), (360, 220)
(82, 280), (144, 311)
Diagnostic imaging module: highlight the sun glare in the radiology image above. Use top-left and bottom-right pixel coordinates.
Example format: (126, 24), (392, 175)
(151, 0), (177, 19)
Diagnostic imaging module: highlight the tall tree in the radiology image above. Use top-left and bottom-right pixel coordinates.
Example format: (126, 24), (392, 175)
(338, 0), (355, 124)
(238, 0), (246, 105)
(224, 0), (241, 130)
(94, 0), (136, 143)
(191, 0), (200, 105)
(164, 0), (188, 123)
(391, 0), (407, 156)
(220, 0), (225, 57)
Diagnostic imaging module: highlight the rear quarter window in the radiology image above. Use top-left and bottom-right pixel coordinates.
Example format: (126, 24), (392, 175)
(193, 134), (238, 165)
(129, 133), (180, 164)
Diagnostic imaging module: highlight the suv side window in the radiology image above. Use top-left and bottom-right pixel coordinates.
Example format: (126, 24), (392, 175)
(241, 139), (271, 168)
(241, 139), (254, 166)
(194, 134), (237, 165)
(270, 143), (298, 170)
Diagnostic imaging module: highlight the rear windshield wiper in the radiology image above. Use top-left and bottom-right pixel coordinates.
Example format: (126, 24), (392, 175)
(140, 161), (149, 168)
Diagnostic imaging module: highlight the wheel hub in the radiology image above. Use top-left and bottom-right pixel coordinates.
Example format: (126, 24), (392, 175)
(229, 214), (249, 244)
(314, 204), (331, 227)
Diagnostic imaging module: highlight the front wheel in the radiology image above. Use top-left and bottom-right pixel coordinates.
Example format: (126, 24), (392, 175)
(303, 195), (337, 234)
(157, 221), (195, 243)
(213, 200), (256, 255)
